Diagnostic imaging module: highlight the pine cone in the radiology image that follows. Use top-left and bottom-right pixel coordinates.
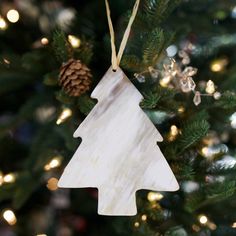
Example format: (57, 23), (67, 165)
(59, 59), (92, 97)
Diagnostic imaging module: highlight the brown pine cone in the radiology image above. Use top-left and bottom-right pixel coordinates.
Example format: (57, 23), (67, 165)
(59, 59), (92, 97)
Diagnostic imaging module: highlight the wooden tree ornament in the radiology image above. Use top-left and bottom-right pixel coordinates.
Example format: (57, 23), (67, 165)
(58, 0), (179, 216)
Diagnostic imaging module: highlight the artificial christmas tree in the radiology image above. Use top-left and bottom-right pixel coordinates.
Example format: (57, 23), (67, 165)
(1, 0), (236, 235)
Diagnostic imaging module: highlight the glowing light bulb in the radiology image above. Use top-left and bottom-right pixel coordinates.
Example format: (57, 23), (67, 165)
(147, 192), (164, 202)
(3, 209), (17, 225)
(7, 9), (20, 23)
(201, 147), (209, 157)
(205, 80), (215, 94)
(199, 215), (208, 224)
(141, 214), (147, 221)
(134, 222), (140, 227)
(47, 177), (59, 191)
(168, 125), (179, 141)
(230, 112), (236, 129)
(3, 58), (10, 65)
(44, 156), (62, 171)
(68, 35), (81, 48)
(36, 234), (47, 236)
(232, 222), (236, 228)
(159, 76), (171, 87)
(0, 172), (3, 186)
(170, 125), (179, 136)
(210, 58), (228, 72)
(3, 173), (16, 183)
(178, 106), (185, 113)
(0, 17), (7, 30)
(41, 37), (49, 45)
(56, 108), (72, 125)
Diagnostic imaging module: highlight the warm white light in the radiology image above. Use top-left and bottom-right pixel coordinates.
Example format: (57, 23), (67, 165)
(3, 173), (16, 183)
(170, 125), (179, 136)
(41, 37), (49, 45)
(147, 192), (164, 202)
(44, 157), (62, 171)
(56, 108), (72, 125)
(134, 222), (140, 227)
(159, 76), (171, 87)
(7, 9), (20, 23)
(3, 58), (10, 64)
(0, 17), (7, 30)
(230, 113), (236, 129)
(232, 222), (236, 228)
(141, 214), (147, 221)
(205, 80), (215, 94)
(201, 147), (210, 157)
(36, 234), (47, 236)
(178, 106), (185, 113)
(0, 172), (3, 186)
(68, 35), (81, 48)
(210, 58), (228, 72)
(3, 209), (17, 225)
(199, 215), (208, 224)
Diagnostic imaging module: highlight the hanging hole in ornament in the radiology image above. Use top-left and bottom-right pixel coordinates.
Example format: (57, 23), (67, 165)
(112, 69), (117, 72)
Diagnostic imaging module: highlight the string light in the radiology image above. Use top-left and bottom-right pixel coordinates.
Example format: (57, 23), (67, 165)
(205, 80), (215, 94)
(6, 9), (20, 23)
(36, 234), (47, 236)
(3, 209), (17, 225)
(56, 108), (72, 125)
(168, 125), (179, 141)
(147, 192), (164, 202)
(3, 173), (16, 183)
(3, 58), (10, 65)
(41, 37), (49, 45)
(47, 177), (59, 191)
(141, 214), (147, 221)
(159, 76), (171, 87)
(134, 222), (140, 227)
(178, 106), (185, 113)
(210, 58), (228, 72)
(0, 172), (3, 186)
(170, 125), (179, 136)
(44, 156), (62, 171)
(199, 215), (208, 224)
(201, 147), (210, 157)
(68, 35), (81, 48)
(0, 17), (7, 30)
(230, 112), (236, 129)
(232, 222), (236, 228)
(213, 91), (221, 100)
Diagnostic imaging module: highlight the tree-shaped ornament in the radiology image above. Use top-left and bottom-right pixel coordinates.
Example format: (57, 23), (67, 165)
(58, 0), (179, 216)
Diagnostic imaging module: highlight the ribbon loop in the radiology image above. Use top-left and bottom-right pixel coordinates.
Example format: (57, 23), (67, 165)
(105, 0), (140, 71)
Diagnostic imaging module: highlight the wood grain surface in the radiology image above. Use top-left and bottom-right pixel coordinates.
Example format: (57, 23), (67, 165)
(58, 67), (179, 215)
